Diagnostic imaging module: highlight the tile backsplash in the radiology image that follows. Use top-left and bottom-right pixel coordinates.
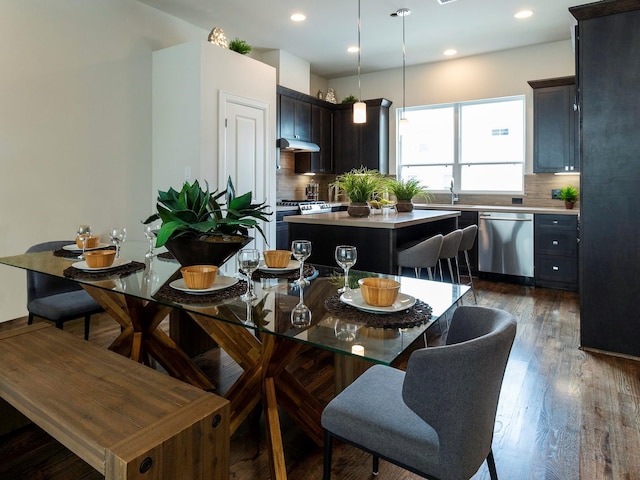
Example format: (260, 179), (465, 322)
(276, 151), (580, 209)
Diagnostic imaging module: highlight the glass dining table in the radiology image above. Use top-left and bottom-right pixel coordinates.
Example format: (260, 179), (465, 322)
(0, 241), (469, 480)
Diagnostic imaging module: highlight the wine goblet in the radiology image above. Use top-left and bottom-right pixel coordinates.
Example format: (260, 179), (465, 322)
(76, 225), (92, 260)
(110, 227), (127, 258)
(291, 240), (312, 286)
(143, 224), (158, 258)
(238, 248), (260, 301)
(335, 245), (357, 293)
(290, 285), (312, 328)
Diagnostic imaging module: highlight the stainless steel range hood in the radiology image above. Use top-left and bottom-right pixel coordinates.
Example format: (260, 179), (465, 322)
(276, 138), (320, 152)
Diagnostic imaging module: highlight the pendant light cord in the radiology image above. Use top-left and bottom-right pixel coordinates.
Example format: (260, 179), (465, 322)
(357, 0), (362, 102)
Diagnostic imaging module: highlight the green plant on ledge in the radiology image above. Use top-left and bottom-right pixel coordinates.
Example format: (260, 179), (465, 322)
(341, 95), (359, 104)
(385, 177), (433, 203)
(228, 38), (252, 55)
(558, 185), (579, 203)
(331, 167), (386, 203)
(143, 177), (271, 247)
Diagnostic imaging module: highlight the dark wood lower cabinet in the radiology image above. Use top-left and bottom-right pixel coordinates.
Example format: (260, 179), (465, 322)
(534, 214), (578, 291)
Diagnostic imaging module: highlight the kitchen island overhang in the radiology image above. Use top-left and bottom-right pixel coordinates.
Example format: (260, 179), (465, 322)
(286, 210), (461, 275)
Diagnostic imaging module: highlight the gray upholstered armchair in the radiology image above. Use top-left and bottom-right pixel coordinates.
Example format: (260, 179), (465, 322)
(321, 305), (517, 480)
(26, 241), (103, 340)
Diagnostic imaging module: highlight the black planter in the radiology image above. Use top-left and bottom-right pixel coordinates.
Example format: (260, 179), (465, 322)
(165, 234), (253, 267)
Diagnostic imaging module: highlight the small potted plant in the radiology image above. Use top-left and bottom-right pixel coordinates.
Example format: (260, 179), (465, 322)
(558, 185), (579, 209)
(228, 38), (252, 55)
(331, 167), (386, 217)
(385, 177), (433, 212)
(143, 177), (271, 266)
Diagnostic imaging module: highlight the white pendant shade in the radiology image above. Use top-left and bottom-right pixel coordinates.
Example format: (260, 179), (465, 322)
(399, 116), (409, 135)
(353, 101), (367, 123)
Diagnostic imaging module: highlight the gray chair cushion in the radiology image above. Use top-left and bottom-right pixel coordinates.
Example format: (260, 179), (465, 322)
(28, 290), (103, 321)
(321, 364), (440, 471)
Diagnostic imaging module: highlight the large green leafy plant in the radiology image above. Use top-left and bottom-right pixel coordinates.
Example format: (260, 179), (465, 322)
(385, 177), (433, 202)
(331, 167), (386, 203)
(144, 177), (271, 247)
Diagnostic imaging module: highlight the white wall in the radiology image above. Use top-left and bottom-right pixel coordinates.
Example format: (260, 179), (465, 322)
(0, 0), (206, 322)
(328, 40), (576, 174)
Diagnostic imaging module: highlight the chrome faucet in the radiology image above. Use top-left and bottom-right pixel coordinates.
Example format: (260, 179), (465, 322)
(450, 180), (459, 205)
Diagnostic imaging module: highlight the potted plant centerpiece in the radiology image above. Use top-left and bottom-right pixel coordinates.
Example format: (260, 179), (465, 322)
(558, 185), (579, 209)
(143, 177), (271, 266)
(385, 177), (433, 212)
(331, 167), (386, 217)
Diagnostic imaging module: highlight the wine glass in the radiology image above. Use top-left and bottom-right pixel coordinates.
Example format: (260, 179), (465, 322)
(238, 249), (260, 301)
(110, 227), (127, 258)
(291, 240), (312, 286)
(143, 224), (158, 258)
(290, 285), (312, 328)
(76, 225), (92, 260)
(335, 245), (357, 293)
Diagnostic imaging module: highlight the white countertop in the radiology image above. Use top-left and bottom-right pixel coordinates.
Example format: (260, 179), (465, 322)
(284, 209), (460, 229)
(416, 204), (580, 215)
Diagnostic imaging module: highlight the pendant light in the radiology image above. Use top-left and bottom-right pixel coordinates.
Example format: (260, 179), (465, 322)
(353, 0), (366, 124)
(393, 8), (411, 134)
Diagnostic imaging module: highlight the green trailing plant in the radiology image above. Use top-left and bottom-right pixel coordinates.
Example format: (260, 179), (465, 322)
(331, 167), (386, 203)
(228, 38), (252, 55)
(143, 177), (271, 247)
(341, 95), (359, 104)
(385, 177), (433, 202)
(558, 185), (579, 202)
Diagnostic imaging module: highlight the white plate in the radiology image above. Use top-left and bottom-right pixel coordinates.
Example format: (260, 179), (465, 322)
(72, 258), (131, 271)
(257, 259), (300, 273)
(340, 289), (416, 314)
(170, 275), (239, 294)
(63, 243), (112, 252)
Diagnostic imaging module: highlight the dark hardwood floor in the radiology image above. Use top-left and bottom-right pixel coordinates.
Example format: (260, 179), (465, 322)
(1, 279), (639, 479)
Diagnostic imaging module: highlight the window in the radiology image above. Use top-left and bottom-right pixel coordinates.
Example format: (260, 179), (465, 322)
(397, 96), (525, 193)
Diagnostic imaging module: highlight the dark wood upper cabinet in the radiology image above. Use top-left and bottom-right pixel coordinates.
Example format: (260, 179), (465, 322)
(332, 98), (391, 175)
(277, 86), (391, 175)
(570, 0), (640, 357)
(295, 103), (333, 174)
(279, 94), (311, 142)
(528, 76), (579, 173)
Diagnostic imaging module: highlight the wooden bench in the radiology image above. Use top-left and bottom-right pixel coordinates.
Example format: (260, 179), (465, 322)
(0, 323), (229, 480)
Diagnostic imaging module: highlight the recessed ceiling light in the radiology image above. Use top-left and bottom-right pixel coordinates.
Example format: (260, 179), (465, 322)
(290, 13), (306, 22)
(514, 10), (533, 19)
(347, 46), (360, 53)
(444, 49), (457, 56)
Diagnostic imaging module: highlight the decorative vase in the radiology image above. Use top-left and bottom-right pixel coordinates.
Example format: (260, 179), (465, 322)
(347, 202), (370, 218)
(165, 234), (253, 267)
(395, 200), (414, 212)
(564, 201), (575, 210)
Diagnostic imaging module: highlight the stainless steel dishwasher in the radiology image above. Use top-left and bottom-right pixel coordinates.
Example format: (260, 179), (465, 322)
(478, 212), (534, 278)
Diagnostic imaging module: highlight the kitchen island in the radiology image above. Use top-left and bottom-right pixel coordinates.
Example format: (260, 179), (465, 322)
(286, 210), (460, 274)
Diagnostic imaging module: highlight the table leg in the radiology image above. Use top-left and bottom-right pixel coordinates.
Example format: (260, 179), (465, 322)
(81, 285), (214, 391)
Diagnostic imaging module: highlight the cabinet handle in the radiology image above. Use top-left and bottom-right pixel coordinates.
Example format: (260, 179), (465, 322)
(552, 220), (559, 224)
(552, 240), (559, 245)
(552, 266), (559, 271)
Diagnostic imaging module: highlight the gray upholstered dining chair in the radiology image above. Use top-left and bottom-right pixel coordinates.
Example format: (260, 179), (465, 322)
(26, 241), (103, 340)
(321, 305), (517, 480)
(397, 234), (443, 280)
(456, 224), (478, 303)
(437, 229), (463, 283)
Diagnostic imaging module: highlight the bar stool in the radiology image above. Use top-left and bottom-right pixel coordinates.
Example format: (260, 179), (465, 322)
(456, 224), (478, 304)
(396, 234), (443, 280)
(437, 229), (463, 283)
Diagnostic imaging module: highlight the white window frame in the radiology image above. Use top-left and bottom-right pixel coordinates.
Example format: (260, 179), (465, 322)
(397, 95), (526, 194)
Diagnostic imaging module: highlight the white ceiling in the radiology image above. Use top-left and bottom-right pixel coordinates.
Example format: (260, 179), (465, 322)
(138, 0), (586, 78)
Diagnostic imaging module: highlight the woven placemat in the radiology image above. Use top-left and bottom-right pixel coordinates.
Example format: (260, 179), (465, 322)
(63, 261), (146, 280)
(157, 251), (176, 261)
(250, 264), (316, 280)
(54, 245), (116, 259)
(154, 279), (248, 304)
(324, 295), (432, 329)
